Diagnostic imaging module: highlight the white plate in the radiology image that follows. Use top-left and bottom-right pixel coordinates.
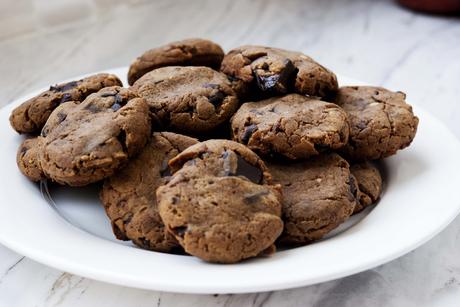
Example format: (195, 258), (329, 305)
(1, 67), (460, 294)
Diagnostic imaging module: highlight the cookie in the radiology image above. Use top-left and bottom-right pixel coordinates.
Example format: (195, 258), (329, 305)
(231, 94), (349, 159)
(127, 38), (224, 85)
(156, 140), (283, 263)
(132, 66), (239, 134)
(267, 153), (357, 245)
(16, 137), (45, 182)
(350, 161), (383, 213)
(334, 86), (419, 160)
(220, 45), (338, 99)
(39, 86), (151, 186)
(100, 132), (198, 252)
(10, 73), (122, 134)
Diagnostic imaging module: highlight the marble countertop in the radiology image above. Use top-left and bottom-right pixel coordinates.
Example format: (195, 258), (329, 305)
(1, 0), (460, 306)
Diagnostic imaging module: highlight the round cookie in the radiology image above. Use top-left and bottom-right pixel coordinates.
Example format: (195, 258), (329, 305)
(10, 73), (122, 134)
(334, 86), (419, 160)
(267, 153), (357, 245)
(100, 132), (198, 252)
(132, 66), (239, 134)
(128, 38), (224, 85)
(16, 137), (45, 182)
(220, 45), (338, 99)
(350, 161), (383, 213)
(157, 140), (283, 263)
(231, 94), (349, 160)
(39, 86), (151, 187)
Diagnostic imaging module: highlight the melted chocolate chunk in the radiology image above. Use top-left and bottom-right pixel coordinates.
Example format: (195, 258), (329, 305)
(208, 91), (225, 107)
(348, 175), (358, 202)
(235, 155), (263, 184)
(226, 75), (238, 82)
(100, 92), (117, 97)
(244, 190), (270, 204)
(241, 124), (258, 144)
(56, 112), (67, 124)
(60, 93), (72, 103)
(253, 59), (296, 93)
(138, 237), (151, 249)
(203, 83), (219, 89)
(84, 103), (100, 113)
(171, 226), (187, 238)
(222, 150), (263, 184)
(50, 81), (79, 93)
(111, 94), (126, 111)
(160, 159), (172, 177)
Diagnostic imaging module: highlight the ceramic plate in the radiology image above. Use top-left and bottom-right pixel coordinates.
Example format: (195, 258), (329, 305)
(1, 67), (460, 294)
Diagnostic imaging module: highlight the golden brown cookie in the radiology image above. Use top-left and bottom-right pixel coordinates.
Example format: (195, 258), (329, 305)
(100, 132), (198, 252)
(39, 86), (151, 186)
(335, 86), (419, 160)
(231, 94), (349, 159)
(10, 73), (122, 134)
(128, 38), (224, 85)
(157, 140), (283, 263)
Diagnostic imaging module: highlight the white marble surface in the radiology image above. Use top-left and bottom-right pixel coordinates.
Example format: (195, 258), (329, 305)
(1, 0), (460, 306)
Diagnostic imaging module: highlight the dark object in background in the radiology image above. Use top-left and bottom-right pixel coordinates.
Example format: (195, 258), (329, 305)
(398, 0), (460, 14)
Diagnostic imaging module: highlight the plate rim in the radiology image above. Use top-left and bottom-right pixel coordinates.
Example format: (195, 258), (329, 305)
(1, 67), (460, 294)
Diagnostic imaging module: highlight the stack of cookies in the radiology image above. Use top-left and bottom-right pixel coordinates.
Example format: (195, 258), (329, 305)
(11, 38), (419, 264)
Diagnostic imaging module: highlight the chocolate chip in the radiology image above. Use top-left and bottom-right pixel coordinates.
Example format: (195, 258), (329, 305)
(138, 237), (151, 248)
(111, 94), (126, 111)
(222, 150), (263, 184)
(171, 226), (187, 238)
(84, 103), (100, 113)
(208, 91), (225, 107)
(226, 75), (238, 82)
(160, 159), (172, 177)
(60, 93), (72, 103)
(235, 155), (263, 184)
(171, 196), (179, 204)
(244, 190), (270, 204)
(348, 175), (358, 201)
(314, 143), (329, 153)
(203, 83), (219, 89)
(117, 129), (128, 153)
(241, 124), (258, 144)
(56, 112), (66, 123)
(50, 81), (79, 92)
(253, 59), (296, 93)
(100, 92), (117, 97)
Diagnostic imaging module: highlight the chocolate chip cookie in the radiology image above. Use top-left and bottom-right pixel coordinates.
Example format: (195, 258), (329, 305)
(231, 94), (349, 159)
(128, 38), (224, 85)
(350, 161), (383, 213)
(101, 132), (198, 252)
(39, 86), (151, 186)
(132, 66), (239, 134)
(334, 86), (419, 160)
(157, 140), (283, 263)
(267, 153), (357, 245)
(10, 73), (122, 134)
(220, 45), (338, 99)
(17, 137), (45, 182)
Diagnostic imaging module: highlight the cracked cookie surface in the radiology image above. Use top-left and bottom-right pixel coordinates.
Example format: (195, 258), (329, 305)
(231, 94), (349, 159)
(350, 161), (383, 213)
(128, 38), (224, 85)
(157, 140), (283, 263)
(267, 153), (357, 245)
(220, 45), (338, 99)
(101, 132), (198, 252)
(16, 137), (45, 182)
(10, 73), (122, 134)
(132, 66), (239, 134)
(335, 86), (419, 160)
(39, 86), (151, 186)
